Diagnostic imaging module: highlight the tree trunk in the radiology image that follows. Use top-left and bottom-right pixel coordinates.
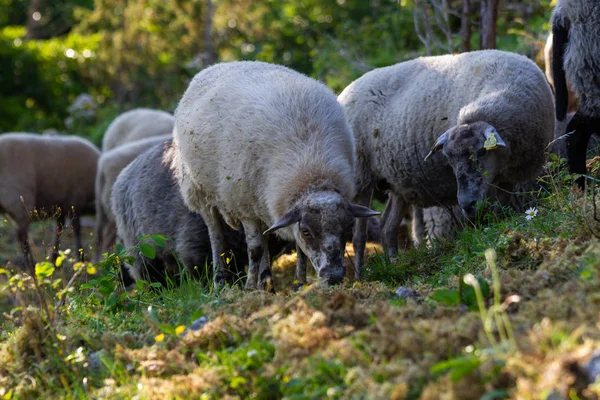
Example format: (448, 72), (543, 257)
(26, 0), (45, 39)
(461, 0), (471, 52)
(480, 0), (500, 50)
(203, 0), (216, 66)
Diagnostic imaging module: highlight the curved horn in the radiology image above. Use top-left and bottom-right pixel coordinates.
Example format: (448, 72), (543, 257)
(424, 129), (452, 161)
(263, 207), (301, 235)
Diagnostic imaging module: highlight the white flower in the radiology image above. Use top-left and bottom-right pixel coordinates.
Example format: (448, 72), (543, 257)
(247, 349), (258, 357)
(525, 207), (538, 221)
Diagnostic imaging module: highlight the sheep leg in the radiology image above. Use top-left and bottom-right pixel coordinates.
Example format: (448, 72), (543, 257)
(566, 112), (596, 188)
(16, 224), (35, 268)
(202, 207), (231, 289)
(52, 213), (66, 262)
(71, 214), (84, 261)
(380, 194), (406, 258)
(243, 220), (273, 292)
(351, 190), (372, 279)
(412, 207), (425, 247)
(294, 245), (307, 288)
(96, 222), (117, 262)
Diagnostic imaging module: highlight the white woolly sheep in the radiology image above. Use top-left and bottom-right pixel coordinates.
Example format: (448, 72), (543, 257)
(552, 0), (600, 186)
(339, 50), (555, 271)
(0, 133), (99, 263)
(111, 139), (249, 286)
(95, 134), (172, 261)
(101, 108), (174, 152)
(173, 61), (378, 290)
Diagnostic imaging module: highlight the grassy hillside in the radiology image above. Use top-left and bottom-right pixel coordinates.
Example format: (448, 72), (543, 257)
(1, 160), (600, 399)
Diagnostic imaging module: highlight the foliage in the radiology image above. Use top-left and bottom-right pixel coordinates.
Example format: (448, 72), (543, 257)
(3, 161), (600, 398)
(0, 25), (101, 132)
(1, 0), (558, 137)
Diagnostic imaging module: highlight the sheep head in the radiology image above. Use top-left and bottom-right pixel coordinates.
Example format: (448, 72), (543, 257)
(425, 122), (508, 219)
(264, 191), (379, 285)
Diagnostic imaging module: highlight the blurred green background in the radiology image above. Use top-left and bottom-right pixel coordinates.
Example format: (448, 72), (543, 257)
(0, 0), (555, 146)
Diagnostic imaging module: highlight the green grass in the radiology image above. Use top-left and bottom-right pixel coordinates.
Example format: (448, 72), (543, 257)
(2, 163), (600, 399)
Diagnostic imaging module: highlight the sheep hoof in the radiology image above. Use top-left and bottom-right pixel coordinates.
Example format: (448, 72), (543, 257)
(213, 270), (233, 292)
(258, 272), (274, 294)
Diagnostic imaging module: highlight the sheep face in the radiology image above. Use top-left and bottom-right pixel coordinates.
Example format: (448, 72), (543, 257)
(266, 191), (379, 285)
(428, 122), (508, 219)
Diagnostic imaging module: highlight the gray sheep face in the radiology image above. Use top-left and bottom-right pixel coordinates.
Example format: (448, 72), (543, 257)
(265, 191), (378, 285)
(427, 122), (508, 218)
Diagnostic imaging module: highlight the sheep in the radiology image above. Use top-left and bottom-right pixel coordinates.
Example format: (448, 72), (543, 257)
(172, 61), (378, 290)
(543, 33), (578, 114)
(339, 50), (555, 271)
(0, 133), (99, 263)
(552, 0), (600, 187)
(111, 139), (249, 286)
(94, 134), (172, 261)
(101, 108), (174, 152)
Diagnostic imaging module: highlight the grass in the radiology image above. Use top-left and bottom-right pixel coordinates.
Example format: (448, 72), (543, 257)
(2, 161), (600, 399)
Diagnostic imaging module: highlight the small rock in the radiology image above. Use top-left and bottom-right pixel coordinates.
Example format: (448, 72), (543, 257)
(395, 286), (421, 301)
(584, 350), (600, 383)
(191, 316), (208, 331)
(88, 349), (107, 373)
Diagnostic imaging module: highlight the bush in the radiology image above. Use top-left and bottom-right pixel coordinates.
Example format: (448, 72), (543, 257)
(0, 26), (103, 133)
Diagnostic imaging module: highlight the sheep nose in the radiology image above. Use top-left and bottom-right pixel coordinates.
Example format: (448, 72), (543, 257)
(325, 270), (345, 286)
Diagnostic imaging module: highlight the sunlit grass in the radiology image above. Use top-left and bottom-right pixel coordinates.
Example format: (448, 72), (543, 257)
(1, 161), (600, 399)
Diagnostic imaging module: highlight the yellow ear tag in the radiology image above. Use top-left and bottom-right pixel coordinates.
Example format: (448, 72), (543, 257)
(484, 133), (498, 151)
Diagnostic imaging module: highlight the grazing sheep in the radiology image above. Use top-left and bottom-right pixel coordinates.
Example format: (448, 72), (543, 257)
(111, 139), (249, 286)
(552, 0), (600, 186)
(0, 133), (99, 263)
(101, 108), (174, 152)
(95, 134), (172, 261)
(173, 61), (378, 290)
(339, 50), (555, 270)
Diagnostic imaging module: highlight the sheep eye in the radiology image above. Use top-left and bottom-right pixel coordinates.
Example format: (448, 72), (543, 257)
(476, 148), (487, 158)
(301, 227), (311, 237)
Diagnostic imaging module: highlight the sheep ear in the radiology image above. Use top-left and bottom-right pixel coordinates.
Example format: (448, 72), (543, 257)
(424, 129), (452, 161)
(263, 208), (301, 235)
(482, 126), (507, 150)
(349, 203), (381, 218)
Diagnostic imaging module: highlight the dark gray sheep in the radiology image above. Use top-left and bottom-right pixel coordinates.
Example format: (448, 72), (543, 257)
(111, 139), (248, 286)
(552, 0), (600, 186)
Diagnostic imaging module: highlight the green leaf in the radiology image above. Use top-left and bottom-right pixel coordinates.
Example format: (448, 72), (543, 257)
(105, 292), (117, 309)
(159, 323), (175, 334)
(35, 261), (55, 279)
(230, 376), (247, 389)
(150, 234), (167, 248)
(139, 243), (156, 259)
(115, 243), (125, 256)
(429, 289), (460, 306)
(192, 309), (204, 321)
(150, 282), (162, 288)
(430, 355), (481, 382)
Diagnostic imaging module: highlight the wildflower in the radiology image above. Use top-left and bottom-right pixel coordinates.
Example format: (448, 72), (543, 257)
(247, 349), (258, 357)
(524, 207), (538, 221)
(155, 333), (165, 342)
